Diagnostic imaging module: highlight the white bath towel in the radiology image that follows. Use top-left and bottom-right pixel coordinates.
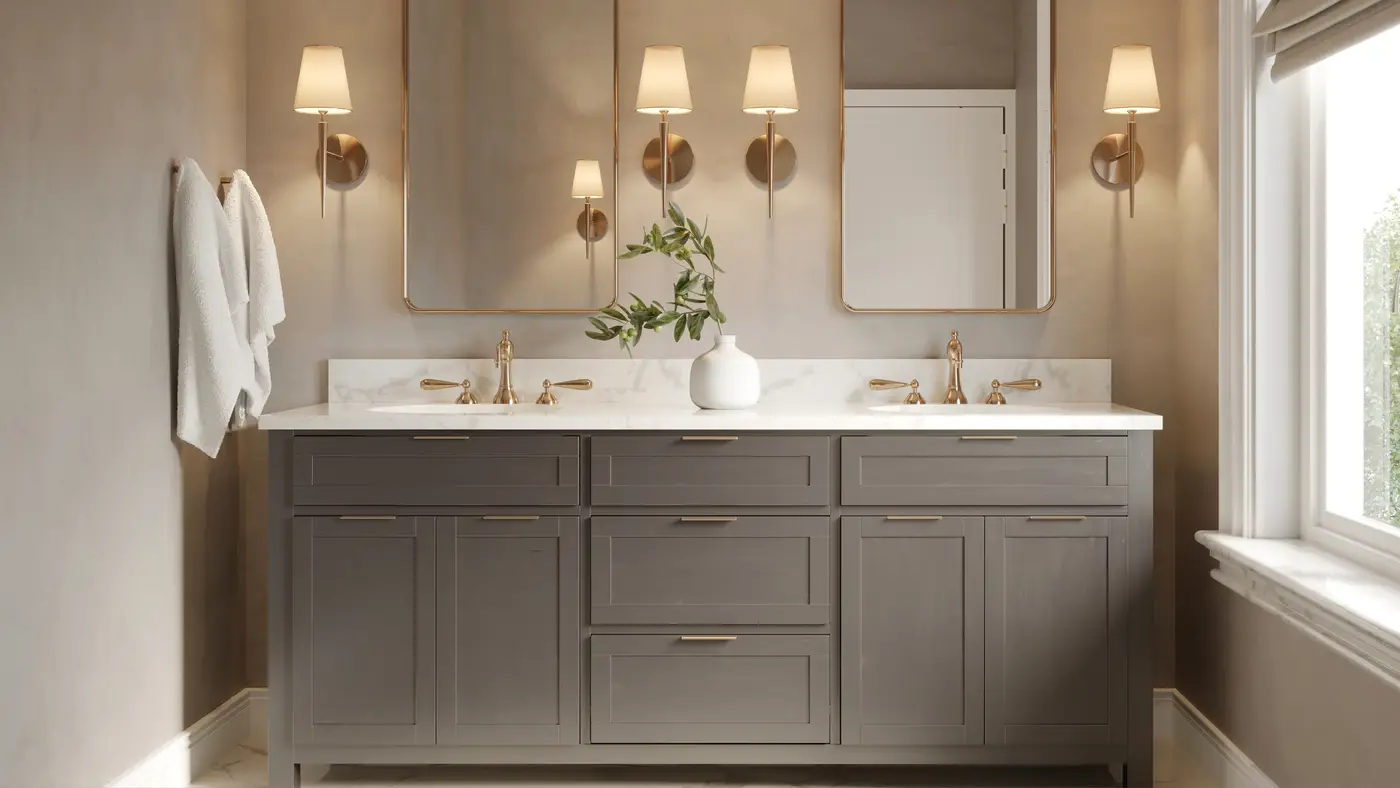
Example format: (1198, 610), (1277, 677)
(174, 158), (249, 458)
(224, 170), (284, 423)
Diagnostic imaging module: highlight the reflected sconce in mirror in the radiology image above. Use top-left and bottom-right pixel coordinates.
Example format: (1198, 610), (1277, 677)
(294, 45), (368, 218)
(742, 45), (799, 218)
(1091, 44), (1160, 219)
(636, 45), (694, 217)
(572, 159), (608, 261)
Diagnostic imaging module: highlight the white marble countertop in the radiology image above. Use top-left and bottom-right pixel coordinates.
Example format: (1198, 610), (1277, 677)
(258, 401), (1163, 432)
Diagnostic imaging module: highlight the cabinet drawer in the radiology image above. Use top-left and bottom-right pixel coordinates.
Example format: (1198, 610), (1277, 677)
(591, 435), (830, 508)
(841, 435), (1128, 507)
(591, 517), (830, 625)
(292, 435), (580, 507)
(589, 634), (830, 744)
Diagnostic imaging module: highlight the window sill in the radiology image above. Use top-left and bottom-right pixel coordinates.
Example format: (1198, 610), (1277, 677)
(1197, 532), (1400, 689)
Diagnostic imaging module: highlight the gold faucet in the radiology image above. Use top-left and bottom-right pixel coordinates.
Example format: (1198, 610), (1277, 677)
(944, 330), (968, 404)
(493, 330), (519, 404)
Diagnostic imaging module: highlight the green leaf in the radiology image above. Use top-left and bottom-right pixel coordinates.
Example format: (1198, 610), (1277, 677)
(686, 218), (703, 240)
(687, 311), (704, 340)
(703, 237), (715, 260)
(586, 329), (610, 341)
(600, 306), (628, 322)
(588, 316), (611, 333)
(668, 202), (687, 228)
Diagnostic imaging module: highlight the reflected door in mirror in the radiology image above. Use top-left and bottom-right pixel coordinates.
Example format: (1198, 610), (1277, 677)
(841, 0), (1053, 313)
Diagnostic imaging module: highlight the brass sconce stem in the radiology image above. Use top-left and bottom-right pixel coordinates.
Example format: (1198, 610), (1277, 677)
(659, 110), (670, 216)
(1127, 110), (1137, 219)
(766, 111), (777, 217)
(318, 111), (328, 218)
(584, 197), (594, 261)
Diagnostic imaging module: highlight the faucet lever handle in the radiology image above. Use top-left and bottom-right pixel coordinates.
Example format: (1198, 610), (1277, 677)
(420, 379), (478, 405)
(536, 378), (594, 406)
(870, 379), (926, 405)
(1001, 379), (1043, 391)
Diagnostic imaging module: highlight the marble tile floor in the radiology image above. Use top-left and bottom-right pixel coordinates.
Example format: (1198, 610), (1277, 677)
(194, 744), (1217, 788)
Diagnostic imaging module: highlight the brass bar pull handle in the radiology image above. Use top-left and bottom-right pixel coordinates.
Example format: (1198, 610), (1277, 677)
(1028, 516), (1088, 521)
(680, 517), (739, 523)
(420, 379), (465, 390)
(679, 636), (739, 642)
(481, 516), (542, 522)
(412, 435), (471, 441)
(681, 436), (740, 442)
(885, 516), (943, 521)
(339, 516), (396, 521)
(960, 436), (1018, 441)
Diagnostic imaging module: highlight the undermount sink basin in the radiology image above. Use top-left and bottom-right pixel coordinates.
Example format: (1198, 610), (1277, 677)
(869, 404), (1051, 415)
(370, 403), (556, 416)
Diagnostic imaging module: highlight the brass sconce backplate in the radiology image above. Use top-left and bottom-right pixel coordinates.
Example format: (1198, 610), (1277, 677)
(576, 208), (609, 242)
(643, 133), (695, 185)
(1090, 132), (1145, 188)
(315, 132), (370, 185)
(745, 133), (797, 184)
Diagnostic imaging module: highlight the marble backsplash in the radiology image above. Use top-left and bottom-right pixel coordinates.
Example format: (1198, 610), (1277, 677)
(328, 358), (1111, 407)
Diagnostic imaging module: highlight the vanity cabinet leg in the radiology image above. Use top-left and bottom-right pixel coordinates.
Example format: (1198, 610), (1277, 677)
(268, 759), (299, 788)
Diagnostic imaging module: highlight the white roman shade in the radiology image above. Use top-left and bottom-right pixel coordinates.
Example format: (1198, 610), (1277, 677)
(1256, 0), (1400, 80)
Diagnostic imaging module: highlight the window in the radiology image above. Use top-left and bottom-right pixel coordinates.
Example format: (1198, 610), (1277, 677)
(1316, 25), (1400, 564)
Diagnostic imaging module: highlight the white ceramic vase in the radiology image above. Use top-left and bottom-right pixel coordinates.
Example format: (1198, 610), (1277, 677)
(689, 335), (761, 410)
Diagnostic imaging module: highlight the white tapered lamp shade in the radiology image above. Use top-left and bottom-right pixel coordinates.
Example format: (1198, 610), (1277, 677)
(572, 160), (605, 199)
(294, 45), (353, 114)
(743, 45), (799, 114)
(636, 45), (692, 114)
(1103, 44), (1160, 115)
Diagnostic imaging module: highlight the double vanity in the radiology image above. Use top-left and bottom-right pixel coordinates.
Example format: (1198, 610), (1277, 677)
(260, 354), (1162, 788)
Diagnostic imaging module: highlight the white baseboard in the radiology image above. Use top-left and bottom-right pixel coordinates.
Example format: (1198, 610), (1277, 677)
(1157, 688), (1279, 788)
(107, 688), (264, 788)
(118, 686), (1274, 787)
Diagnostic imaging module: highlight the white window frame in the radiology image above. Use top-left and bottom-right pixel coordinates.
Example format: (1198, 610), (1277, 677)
(1211, 0), (1400, 688)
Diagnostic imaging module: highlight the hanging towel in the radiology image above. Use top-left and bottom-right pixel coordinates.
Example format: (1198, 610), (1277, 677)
(224, 170), (284, 423)
(174, 158), (249, 458)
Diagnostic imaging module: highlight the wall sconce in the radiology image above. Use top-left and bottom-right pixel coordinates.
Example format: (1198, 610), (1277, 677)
(742, 45), (799, 218)
(1090, 44), (1160, 219)
(636, 45), (694, 217)
(572, 159), (608, 261)
(293, 45), (368, 218)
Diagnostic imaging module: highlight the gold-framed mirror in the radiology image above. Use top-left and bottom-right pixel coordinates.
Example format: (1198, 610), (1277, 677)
(841, 0), (1056, 313)
(403, 0), (619, 314)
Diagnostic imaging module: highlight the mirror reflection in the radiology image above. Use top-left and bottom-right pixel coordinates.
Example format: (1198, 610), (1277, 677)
(842, 0), (1054, 312)
(404, 0), (618, 313)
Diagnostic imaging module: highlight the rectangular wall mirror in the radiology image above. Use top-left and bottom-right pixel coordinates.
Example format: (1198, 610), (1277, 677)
(404, 0), (618, 313)
(842, 0), (1055, 313)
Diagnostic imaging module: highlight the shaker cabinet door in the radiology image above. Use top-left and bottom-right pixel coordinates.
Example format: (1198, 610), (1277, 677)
(291, 516), (436, 746)
(841, 516), (984, 746)
(436, 516), (581, 745)
(985, 516), (1129, 747)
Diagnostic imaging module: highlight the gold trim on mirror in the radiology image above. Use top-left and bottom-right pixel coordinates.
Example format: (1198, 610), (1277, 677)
(401, 1), (621, 314)
(838, 0), (1058, 314)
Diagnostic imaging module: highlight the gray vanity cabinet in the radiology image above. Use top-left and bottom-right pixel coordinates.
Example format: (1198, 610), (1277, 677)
(436, 516), (581, 746)
(290, 516), (436, 746)
(268, 429), (1154, 787)
(841, 516), (984, 747)
(984, 516), (1128, 747)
